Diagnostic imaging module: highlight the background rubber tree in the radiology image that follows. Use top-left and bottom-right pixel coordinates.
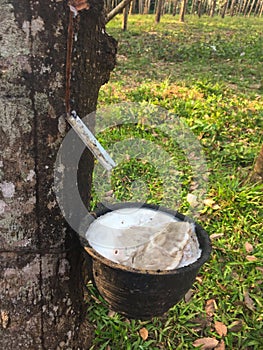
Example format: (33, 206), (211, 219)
(155, 0), (164, 22)
(0, 0), (116, 348)
(179, 0), (188, 22)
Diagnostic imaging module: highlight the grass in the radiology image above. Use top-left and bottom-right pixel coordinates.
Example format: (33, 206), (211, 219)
(87, 14), (263, 349)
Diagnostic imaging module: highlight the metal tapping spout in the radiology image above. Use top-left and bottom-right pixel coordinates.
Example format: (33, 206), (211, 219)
(67, 111), (116, 171)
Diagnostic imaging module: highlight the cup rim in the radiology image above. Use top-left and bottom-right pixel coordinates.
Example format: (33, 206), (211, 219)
(82, 202), (212, 276)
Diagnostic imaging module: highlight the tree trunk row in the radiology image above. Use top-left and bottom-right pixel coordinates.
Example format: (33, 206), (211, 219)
(106, 0), (263, 18)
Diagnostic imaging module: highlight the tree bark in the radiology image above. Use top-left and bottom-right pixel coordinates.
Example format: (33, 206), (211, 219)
(247, 0), (257, 16)
(236, 0), (243, 13)
(173, 0), (179, 15)
(0, 0), (117, 349)
(230, 0), (236, 16)
(221, 0), (229, 18)
(155, 0), (164, 22)
(129, 0), (136, 14)
(179, 0), (188, 22)
(197, 0), (203, 17)
(210, 0), (217, 16)
(122, 3), (130, 31)
(243, 0), (251, 15)
(143, 0), (151, 14)
(260, 1), (263, 16)
(138, 0), (145, 14)
(254, 0), (261, 15)
(241, 0), (248, 13)
(105, 0), (113, 12)
(191, 0), (197, 14)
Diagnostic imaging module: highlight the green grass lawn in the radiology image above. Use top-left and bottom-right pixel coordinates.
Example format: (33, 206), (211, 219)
(87, 14), (263, 349)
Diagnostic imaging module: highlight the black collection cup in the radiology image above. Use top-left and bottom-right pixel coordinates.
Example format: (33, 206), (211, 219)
(83, 202), (212, 320)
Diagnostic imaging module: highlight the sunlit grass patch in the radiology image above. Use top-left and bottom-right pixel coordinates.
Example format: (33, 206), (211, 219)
(88, 14), (263, 350)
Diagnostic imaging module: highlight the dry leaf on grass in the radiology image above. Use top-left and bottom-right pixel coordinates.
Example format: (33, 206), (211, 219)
(184, 289), (194, 303)
(203, 198), (215, 207)
(256, 266), (263, 273)
(244, 242), (253, 253)
(205, 299), (217, 317)
(196, 276), (203, 284)
(187, 193), (199, 207)
(244, 291), (255, 311)
(246, 255), (258, 262)
(210, 233), (224, 240)
(108, 310), (116, 318)
(215, 340), (225, 350)
(193, 337), (219, 349)
(203, 198), (221, 210)
(139, 327), (148, 341)
(214, 321), (227, 337)
(228, 320), (243, 332)
(191, 315), (212, 331)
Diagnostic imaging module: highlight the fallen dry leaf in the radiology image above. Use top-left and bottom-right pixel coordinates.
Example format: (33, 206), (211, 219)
(192, 315), (212, 331)
(104, 189), (114, 197)
(228, 320), (243, 332)
(215, 340), (225, 350)
(214, 321), (227, 337)
(196, 276), (203, 284)
(193, 337), (219, 349)
(139, 327), (148, 341)
(244, 242), (253, 253)
(256, 266), (263, 273)
(190, 181), (200, 190)
(0, 310), (9, 329)
(205, 299), (217, 317)
(187, 193), (199, 207)
(217, 282), (227, 292)
(184, 289), (194, 303)
(244, 291), (255, 311)
(108, 310), (116, 318)
(203, 198), (215, 207)
(203, 198), (221, 210)
(246, 255), (258, 262)
(210, 233), (224, 240)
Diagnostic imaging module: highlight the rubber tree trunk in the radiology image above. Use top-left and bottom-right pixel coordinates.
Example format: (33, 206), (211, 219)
(230, 0), (236, 16)
(0, 0), (117, 349)
(221, 0), (228, 18)
(122, 3), (130, 31)
(210, 0), (217, 16)
(247, 0), (257, 16)
(254, 0), (261, 15)
(197, 0), (203, 17)
(143, 0), (151, 13)
(173, 0), (179, 15)
(155, 0), (164, 22)
(179, 0), (188, 22)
